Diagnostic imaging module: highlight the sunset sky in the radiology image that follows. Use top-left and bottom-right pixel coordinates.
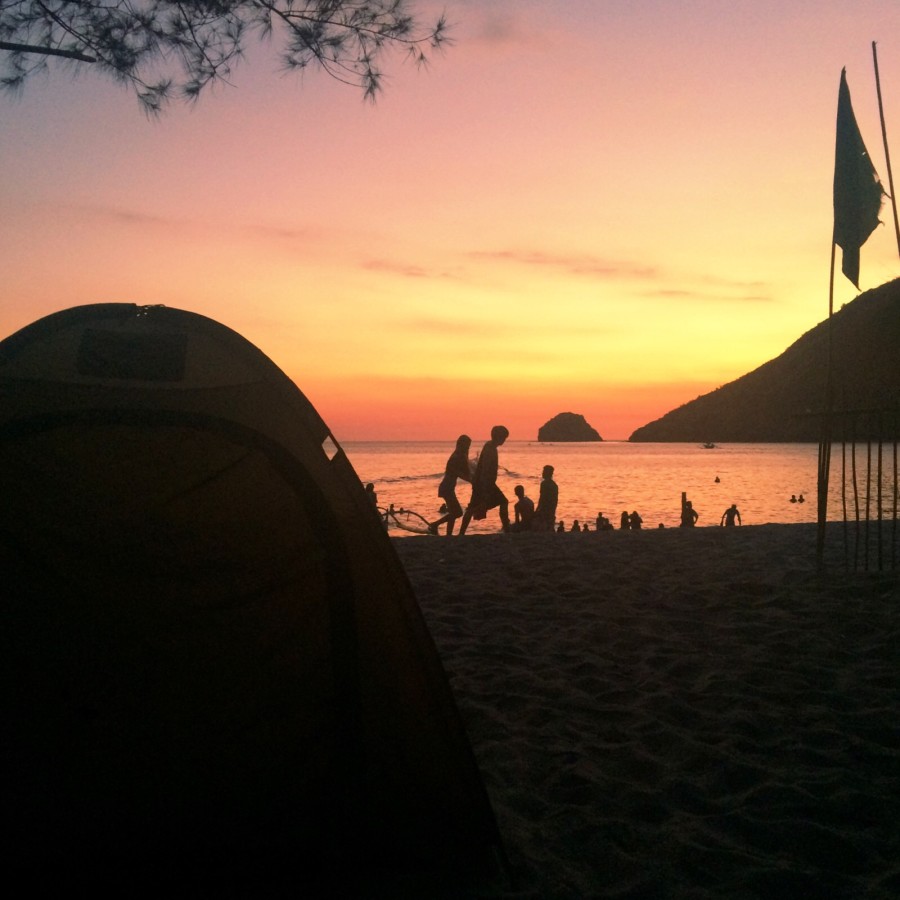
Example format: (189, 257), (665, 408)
(3, 0), (900, 440)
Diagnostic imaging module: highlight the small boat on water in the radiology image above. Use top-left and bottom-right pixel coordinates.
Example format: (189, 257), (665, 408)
(701, 441), (717, 449)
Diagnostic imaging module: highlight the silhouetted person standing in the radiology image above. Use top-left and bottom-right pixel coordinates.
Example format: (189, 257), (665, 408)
(721, 503), (742, 527)
(533, 464), (558, 531)
(459, 426), (510, 535)
(365, 483), (386, 529)
(430, 434), (472, 535)
(681, 500), (699, 527)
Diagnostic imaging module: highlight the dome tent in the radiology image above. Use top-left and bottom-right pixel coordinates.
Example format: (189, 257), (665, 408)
(0, 304), (504, 890)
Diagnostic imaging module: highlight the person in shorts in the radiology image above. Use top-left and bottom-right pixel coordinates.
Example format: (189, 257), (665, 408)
(459, 426), (510, 535)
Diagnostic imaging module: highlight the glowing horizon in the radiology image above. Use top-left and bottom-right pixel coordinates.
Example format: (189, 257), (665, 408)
(3, 1), (900, 442)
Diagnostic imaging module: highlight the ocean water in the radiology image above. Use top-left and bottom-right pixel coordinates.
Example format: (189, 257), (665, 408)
(343, 441), (856, 536)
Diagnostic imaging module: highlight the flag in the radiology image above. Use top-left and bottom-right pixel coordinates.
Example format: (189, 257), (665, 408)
(833, 68), (884, 288)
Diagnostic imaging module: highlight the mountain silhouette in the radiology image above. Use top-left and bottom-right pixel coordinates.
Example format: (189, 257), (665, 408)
(630, 277), (900, 442)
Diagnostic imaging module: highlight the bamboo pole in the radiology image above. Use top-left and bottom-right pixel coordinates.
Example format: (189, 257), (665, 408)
(841, 435), (849, 570)
(865, 433), (872, 571)
(872, 42), (900, 256)
(891, 424), (897, 569)
(877, 414), (884, 571)
(852, 417), (860, 571)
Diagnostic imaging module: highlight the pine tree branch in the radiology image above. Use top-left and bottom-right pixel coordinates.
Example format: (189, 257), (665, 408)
(0, 40), (96, 63)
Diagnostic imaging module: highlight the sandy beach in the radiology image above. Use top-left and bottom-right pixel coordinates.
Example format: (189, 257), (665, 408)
(393, 524), (900, 898)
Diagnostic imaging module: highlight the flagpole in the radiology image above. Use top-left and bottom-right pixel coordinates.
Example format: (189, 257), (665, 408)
(822, 67), (883, 567)
(817, 239), (836, 567)
(872, 41), (900, 256)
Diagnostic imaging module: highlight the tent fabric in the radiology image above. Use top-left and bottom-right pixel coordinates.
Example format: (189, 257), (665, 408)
(0, 304), (503, 889)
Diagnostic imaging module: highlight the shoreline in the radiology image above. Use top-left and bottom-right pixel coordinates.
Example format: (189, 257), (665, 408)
(392, 524), (900, 897)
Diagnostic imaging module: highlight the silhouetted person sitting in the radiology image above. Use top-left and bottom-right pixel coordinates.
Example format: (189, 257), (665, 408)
(430, 434), (472, 535)
(556, 521), (565, 533)
(629, 510), (643, 530)
(720, 503), (742, 527)
(511, 484), (535, 531)
(620, 510), (630, 530)
(459, 425), (510, 535)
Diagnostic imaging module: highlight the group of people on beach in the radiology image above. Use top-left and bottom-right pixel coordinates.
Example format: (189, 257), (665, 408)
(551, 501), (740, 532)
(391, 429), (747, 536)
(428, 427), (560, 536)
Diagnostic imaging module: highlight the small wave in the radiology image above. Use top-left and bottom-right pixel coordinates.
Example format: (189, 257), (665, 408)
(379, 466), (533, 483)
(372, 472), (443, 485)
(499, 466), (536, 481)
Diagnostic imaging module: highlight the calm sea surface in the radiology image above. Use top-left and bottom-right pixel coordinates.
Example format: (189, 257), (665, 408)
(343, 441), (842, 536)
